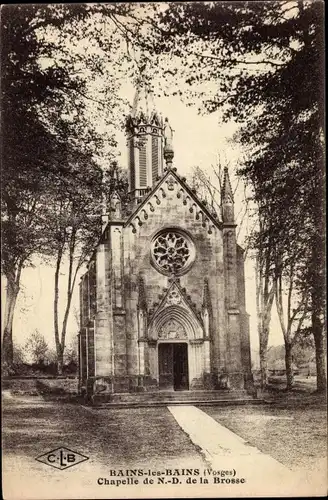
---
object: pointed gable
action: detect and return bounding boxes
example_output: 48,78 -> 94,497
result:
125,169 -> 222,235
147,279 -> 205,341
149,279 -> 203,328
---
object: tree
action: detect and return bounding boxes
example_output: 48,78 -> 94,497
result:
190,164 -> 222,215
153,1 -> 325,391
46,155 -> 102,374
274,229 -> 312,389
12,344 -> 26,367
1,5 -> 78,369
1,3 -> 152,370
292,330 -> 315,370
64,338 -> 78,366
25,329 -> 49,364
47,159 -> 127,374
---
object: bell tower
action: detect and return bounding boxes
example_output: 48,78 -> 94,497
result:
125,84 -> 165,203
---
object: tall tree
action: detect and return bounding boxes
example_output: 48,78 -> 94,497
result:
45,154 -> 102,374
46,159 -> 128,374
1,5 -> 81,369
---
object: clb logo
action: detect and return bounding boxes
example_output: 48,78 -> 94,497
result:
36,447 -> 89,470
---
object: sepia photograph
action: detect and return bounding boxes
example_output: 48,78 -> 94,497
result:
1,1 -> 326,498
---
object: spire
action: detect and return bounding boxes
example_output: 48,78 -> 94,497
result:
131,75 -> 155,119
221,166 -> 235,223
163,117 -> 174,169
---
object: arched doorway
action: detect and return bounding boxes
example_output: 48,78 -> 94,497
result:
148,304 -> 205,391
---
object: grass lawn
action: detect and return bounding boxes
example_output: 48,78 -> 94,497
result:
3,394 -> 207,499
203,391 -> 327,472
2,394 -> 205,470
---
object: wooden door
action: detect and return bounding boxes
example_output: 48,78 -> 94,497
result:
158,343 -> 174,390
173,343 -> 189,390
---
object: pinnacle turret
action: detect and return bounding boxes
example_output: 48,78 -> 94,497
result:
221,167 -> 235,224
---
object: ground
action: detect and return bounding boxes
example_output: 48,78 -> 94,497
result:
204,392 -> 327,473
2,383 -> 327,499
2,395 -> 204,470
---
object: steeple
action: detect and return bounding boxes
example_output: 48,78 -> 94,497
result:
126,81 -> 165,203
221,166 -> 235,224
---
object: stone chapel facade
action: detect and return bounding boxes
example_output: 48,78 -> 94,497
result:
78,100 -> 253,402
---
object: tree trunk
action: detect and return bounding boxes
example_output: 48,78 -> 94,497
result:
275,275 -> 295,391
310,217 -> 326,392
54,247 -> 63,375
310,151 -> 326,392
259,338 -> 268,389
312,311 -> 326,393
2,270 -> 21,370
255,230 -> 276,390
285,342 -> 294,391
57,347 -> 64,376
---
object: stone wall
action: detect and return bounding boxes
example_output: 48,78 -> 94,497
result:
123,175 -> 226,387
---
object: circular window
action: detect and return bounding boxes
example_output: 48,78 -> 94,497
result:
150,229 -> 195,276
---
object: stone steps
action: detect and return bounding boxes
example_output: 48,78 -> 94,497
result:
90,389 -> 261,408
110,389 -> 247,402
92,398 -> 261,409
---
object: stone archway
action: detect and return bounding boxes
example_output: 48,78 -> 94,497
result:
148,305 -> 205,390
150,305 -> 203,341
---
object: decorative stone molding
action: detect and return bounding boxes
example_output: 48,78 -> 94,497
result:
125,170 -> 221,236
148,201 -> 155,212
150,228 -> 195,277
154,194 -> 161,205
189,339 -> 205,345
158,319 -> 187,340
135,215 -> 143,227
141,209 -> 148,220
159,187 -> 166,198
166,289 -> 181,305
149,281 -> 203,330
166,177 -> 176,191
149,300 -> 204,341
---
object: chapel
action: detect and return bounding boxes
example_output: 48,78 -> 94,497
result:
78,92 -> 253,402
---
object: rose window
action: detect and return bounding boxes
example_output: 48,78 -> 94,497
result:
151,229 -> 195,276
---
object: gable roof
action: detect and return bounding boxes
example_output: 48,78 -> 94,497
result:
124,168 -> 223,233
148,278 -> 203,326
147,279 -> 205,340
